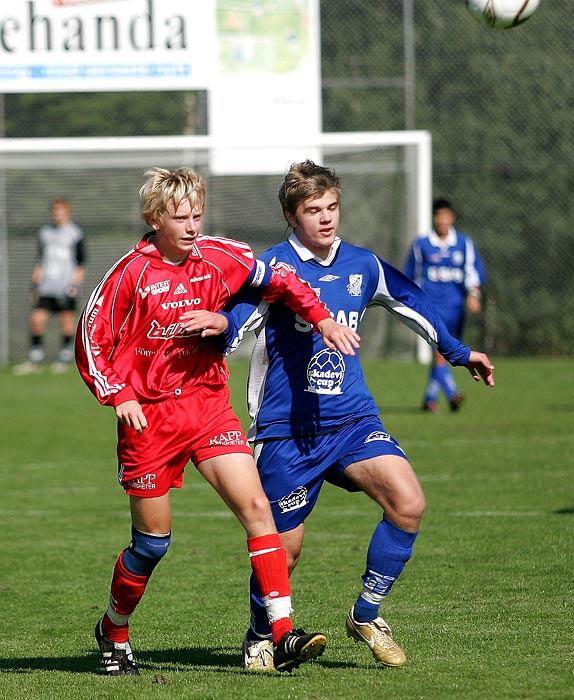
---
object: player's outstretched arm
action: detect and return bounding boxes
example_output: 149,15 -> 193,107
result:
465,350 -> 495,387
317,317 -> 361,356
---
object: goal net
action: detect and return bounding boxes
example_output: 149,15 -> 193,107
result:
0,131 -> 431,365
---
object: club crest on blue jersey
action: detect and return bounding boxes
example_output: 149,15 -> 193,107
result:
306,349 -> 345,394
365,431 -> 406,455
347,274 -> 362,296
365,431 -> 393,443
278,486 -> 308,513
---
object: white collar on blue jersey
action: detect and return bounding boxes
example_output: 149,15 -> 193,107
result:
428,226 -> 457,248
288,232 -> 342,265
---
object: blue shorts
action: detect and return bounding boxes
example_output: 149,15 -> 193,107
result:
254,416 -> 407,533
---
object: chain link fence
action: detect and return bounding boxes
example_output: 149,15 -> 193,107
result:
1,0 -> 572,363
320,1 -> 574,357
1,135 -> 427,363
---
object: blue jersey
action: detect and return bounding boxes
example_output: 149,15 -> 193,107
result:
404,227 -> 485,334
224,234 -> 472,442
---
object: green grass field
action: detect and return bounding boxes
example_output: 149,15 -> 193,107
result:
1,358 -> 572,700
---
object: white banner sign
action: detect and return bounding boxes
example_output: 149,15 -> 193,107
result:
209,0 -> 321,174
0,0 -> 216,92
0,0 -> 321,175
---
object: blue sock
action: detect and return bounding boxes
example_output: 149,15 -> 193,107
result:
248,573 -> 272,639
434,364 -> 458,401
424,367 -> 441,403
354,519 -> 418,623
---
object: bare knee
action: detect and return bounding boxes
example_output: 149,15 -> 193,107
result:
389,490 -> 426,531
30,309 -> 48,334
286,547 -> 301,574
406,489 -> 426,525
59,311 -> 77,336
241,492 -> 276,534
279,525 -> 304,575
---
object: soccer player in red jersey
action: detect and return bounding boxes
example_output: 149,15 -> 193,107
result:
75,167 -> 360,675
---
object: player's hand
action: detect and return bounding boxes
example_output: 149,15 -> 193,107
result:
466,350 -> 495,387
179,310 -> 229,337
466,295 -> 482,314
317,317 -> 360,356
116,400 -> 148,434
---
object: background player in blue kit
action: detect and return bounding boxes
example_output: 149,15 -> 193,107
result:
219,161 -> 495,670
404,199 -> 486,413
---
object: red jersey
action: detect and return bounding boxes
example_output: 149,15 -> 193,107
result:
75,232 -> 330,407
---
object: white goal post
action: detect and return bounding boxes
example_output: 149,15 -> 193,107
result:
0,130 -> 432,366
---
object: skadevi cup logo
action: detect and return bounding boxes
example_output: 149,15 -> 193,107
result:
306,349 -> 345,395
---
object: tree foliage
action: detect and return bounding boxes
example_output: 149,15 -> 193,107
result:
2,0 -> 572,355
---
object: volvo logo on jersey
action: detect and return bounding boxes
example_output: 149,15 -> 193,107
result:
305,349 -> 345,394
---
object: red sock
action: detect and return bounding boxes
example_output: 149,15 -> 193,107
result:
103,551 -> 149,643
248,533 -> 293,644
102,614 -> 129,644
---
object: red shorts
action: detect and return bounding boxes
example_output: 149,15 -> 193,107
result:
116,384 -> 251,497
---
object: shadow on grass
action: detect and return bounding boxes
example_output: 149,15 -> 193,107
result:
0,647 -> 237,675
141,648 -> 359,672
0,646 -> 362,675
0,655 -> 98,674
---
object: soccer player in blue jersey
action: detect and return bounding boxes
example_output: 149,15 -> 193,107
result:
404,198 -> 486,413
197,161 -> 494,670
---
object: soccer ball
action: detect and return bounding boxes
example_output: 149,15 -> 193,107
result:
466,0 -> 540,30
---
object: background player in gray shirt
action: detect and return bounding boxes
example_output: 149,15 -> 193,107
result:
14,198 -> 85,374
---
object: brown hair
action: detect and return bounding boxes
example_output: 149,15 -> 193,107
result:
278,160 -> 341,222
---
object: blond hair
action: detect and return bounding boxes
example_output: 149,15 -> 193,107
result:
139,167 -> 206,226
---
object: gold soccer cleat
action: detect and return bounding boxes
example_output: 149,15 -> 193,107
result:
243,635 -> 275,671
346,606 -> 406,667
